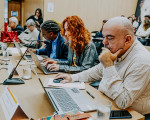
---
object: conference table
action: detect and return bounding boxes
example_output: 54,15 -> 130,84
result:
0,51 -> 145,120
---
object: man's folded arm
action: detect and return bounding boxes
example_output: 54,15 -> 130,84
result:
71,63 -> 103,82
99,64 -> 150,109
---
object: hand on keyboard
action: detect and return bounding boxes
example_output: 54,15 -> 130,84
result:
47,64 -> 59,71
43,58 -> 57,67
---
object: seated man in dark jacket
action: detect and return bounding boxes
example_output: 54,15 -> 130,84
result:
9,17 -> 24,35
29,20 -> 68,60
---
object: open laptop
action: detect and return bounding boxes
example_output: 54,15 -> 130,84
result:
14,41 -> 32,60
31,62 -> 97,115
45,87 -> 97,114
30,51 -> 59,74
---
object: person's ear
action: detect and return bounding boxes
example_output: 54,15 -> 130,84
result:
125,35 -> 132,44
49,32 -> 53,37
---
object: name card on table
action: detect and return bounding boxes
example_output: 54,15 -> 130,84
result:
0,86 -> 29,120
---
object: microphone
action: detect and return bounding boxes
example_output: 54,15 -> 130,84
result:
3,40 -> 36,85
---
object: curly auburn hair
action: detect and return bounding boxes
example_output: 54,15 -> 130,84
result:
61,15 -> 91,56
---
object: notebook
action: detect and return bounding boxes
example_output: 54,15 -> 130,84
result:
30,51 -> 59,74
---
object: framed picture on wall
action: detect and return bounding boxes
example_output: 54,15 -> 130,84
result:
11,11 -> 18,17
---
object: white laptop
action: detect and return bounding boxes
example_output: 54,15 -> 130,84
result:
14,41 -> 32,60
30,51 -> 59,74
45,87 -> 97,114
14,41 -> 43,61
31,60 -> 97,115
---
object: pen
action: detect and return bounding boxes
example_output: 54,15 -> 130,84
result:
86,90 -> 95,99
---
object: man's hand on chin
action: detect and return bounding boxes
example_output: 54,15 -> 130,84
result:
99,48 -> 122,68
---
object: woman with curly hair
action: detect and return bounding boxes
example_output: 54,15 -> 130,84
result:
43,15 -> 99,73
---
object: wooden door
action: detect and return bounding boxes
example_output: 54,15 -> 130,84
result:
8,0 -> 22,25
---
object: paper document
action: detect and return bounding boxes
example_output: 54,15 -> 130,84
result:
0,87 -> 19,120
0,86 -> 29,120
48,78 -> 85,90
47,2 -> 54,12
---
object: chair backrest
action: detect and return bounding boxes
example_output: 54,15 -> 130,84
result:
91,31 -> 99,38
92,38 -> 104,54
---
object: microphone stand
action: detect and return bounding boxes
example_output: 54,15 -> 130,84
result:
3,40 -> 35,85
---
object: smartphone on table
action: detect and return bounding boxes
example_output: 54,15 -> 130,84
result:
110,110 -> 132,119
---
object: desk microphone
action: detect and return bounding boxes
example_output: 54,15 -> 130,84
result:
3,40 -> 36,85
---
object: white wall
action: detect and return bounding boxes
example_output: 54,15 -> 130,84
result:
44,0 -> 138,32
0,0 -> 138,32
0,0 -> 5,31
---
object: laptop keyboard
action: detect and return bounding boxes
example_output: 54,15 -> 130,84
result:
42,65 -> 51,73
41,65 -> 58,74
50,89 -> 81,112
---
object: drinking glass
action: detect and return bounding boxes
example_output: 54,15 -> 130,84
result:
2,43 -> 7,55
2,50 -> 10,65
97,100 -> 112,120
22,63 -> 32,80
